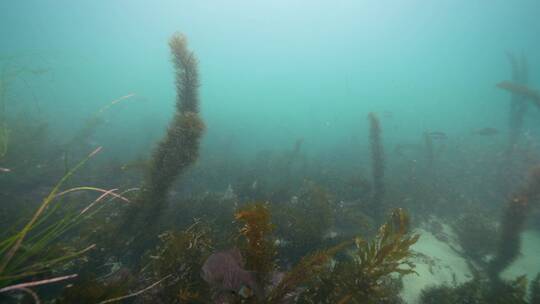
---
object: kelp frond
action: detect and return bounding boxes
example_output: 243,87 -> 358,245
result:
267,242 -> 350,303
355,208 -> 419,278
327,208 -> 419,303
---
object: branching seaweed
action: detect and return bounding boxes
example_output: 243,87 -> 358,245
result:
272,182 -> 335,261
298,209 -> 418,303
337,208 -> 418,302
235,203 -> 276,284
143,221 -> 213,303
267,242 -> 349,303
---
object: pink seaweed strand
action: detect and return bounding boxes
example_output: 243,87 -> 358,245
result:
80,188 -> 119,215
0,274 -> 78,293
55,186 -> 130,203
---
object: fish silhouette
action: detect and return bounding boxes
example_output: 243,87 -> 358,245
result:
474,127 -> 499,136
426,131 -> 448,140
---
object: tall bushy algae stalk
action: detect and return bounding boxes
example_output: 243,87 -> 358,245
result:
489,166 -> 540,280
368,112 -> 385,222
122,33 -> 205,251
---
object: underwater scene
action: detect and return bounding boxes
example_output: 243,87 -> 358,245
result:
1,1 -> 540,303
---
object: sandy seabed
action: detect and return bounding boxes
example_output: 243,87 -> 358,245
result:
400,222 -> 540,304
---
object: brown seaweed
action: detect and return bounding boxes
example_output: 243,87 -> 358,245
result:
368,112 -> 386,222
489,166 -> 540,279
121,33 -> 205,256
235,203 -> 277,284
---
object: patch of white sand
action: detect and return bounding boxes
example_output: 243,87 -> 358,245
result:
400,227 -> 471,304
400,227 -> 540,304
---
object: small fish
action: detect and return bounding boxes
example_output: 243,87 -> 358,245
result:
29,68 -> 51,75
0,167 -> 11,173
474,127 -> 499,136
426,131 -> 448,140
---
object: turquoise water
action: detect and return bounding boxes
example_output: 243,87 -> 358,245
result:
2,1 -> 539,159
1,1 -> 540,303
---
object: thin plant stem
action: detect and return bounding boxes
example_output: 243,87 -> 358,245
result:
0,147 -> 102,274
98,274 -> 172,304
0,274 -> 77,293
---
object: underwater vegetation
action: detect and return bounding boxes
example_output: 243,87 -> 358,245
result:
218,207 -> 417,303
496,52 -> 533,199
497,81 -> 540,108
419,166 -> 540,304
489,166 -> 540,280
235,203 -> 277,285
368,112 -> 386,223
0,60 -> 49,166
0,147 -> 130,302
452,213 -> 498,265
0,68 -> 12,163
423,132 -> 434,171
506,53 -> 529,149
531,274 -> 540,304
271,181 -> 336,262
296,208 -> 418,304
122,33 -> 205,255
0,122 -> 8,160
419,275 -> 531,304
1,15 -> 540,303
144,222 -> 213,303
100,199 -> 416,303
